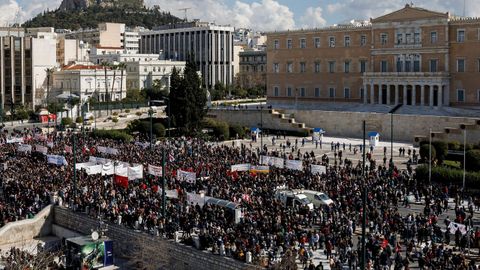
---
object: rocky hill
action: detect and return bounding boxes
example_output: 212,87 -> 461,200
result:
23,3 -> 180,30
59,0 -> 144,11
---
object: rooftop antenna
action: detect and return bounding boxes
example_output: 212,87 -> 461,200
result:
178,8 -> 191,21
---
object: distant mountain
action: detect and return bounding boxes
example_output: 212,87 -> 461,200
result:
23,3 -> 180,30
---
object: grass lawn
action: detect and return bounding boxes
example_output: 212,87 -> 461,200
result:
443,160 -> 461,169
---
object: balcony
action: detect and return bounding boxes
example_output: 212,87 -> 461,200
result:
364,72 -> 449,78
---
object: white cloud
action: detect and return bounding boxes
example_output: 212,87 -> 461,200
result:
299,6 -> 327,29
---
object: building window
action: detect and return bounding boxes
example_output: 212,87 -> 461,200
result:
329,88 -> 335,98
360,60 -> 367,73
414,32 -> 420,44
300,38 -> 306,48
344,88 -> 350,99
300,87 -> 306,97
344,61 -> 350,73
360,88 -> 365,99
457,89 -> 465,102
300,62 -> 306,73
273,63 -> 279,73
344,36 -> 350,47
287,62 -> 293,73
397,33 -> 403,44
381,60 -> 388,72
274,86 -> 279,96
274,39 -> 279,49
315,87 -> 320,97
314,37 -> 321,48
430,32 -> 437,44
314,62 -> 321,73
413,60 -> 420,72
287,39 -> 292,49
430,59 -> 438,72
405,33 -> 411,44
405,60 -> 411,72
380,33 -> 388,45
360,35 -> 367,46
328,61 -> 335,73
329,37 -> 335,48
396,58 -> 403,72
457,30 -> 465,42
457,59 -> 465,72
287,87 -> 292,97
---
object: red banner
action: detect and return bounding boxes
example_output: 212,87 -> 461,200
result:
114,174 -> 128,188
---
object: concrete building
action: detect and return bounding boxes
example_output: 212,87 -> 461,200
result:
237,49 -> 267,89
0,31 -> 57,110
125,59 -> 185,91
140,21 -> 235,89
64,23 -> 140,54
266,4 -> 480,109
56,38 -> 90,66
52,63 -> 126,104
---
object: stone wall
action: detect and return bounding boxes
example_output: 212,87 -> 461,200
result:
209,109 -> 480,143
53,207 -> 259,270
0,205 -> 52,246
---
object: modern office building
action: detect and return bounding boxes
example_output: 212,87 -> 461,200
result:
266,4 -> 480,108
139,21 -> 234,89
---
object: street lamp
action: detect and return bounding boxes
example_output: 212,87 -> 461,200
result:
429,129 -> 433,184
361,120 -> 367,270
460,124 -> 467,192
148,108 -> 154,150
388,104 -> 403,168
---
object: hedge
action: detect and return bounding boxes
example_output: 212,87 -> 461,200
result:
92,129 -> 133,142
419,144 -> 436,161
127,119 -> 165,137
415,165 -> 480,188
203,119 -> 230,140
466,150 -> 480,171
229,125 -> 246,139
61,117 -> 73,126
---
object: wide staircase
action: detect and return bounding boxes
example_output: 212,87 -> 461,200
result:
268,109 -> 312,134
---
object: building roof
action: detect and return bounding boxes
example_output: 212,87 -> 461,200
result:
62,64 -> 107,70
371,4 -> 448,23
96,46 -> 123,50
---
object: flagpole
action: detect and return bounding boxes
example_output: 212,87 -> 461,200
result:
73,133 -> 77,210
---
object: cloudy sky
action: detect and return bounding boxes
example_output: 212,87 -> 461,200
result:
1,0 -> 479,31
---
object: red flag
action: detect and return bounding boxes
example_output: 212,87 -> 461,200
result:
82,146 -> 89,154
114,175 -> 128,188
152,185 -> 159,193
90,147 -> 96,155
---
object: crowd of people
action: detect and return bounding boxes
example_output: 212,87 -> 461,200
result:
0,126 -> 479,269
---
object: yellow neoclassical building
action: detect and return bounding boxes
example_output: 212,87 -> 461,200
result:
266,4 -> 480,109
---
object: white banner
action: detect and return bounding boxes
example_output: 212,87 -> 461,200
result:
285,159 -> 303,171
260,155 -> 274,166
148,164 -> 163,177
18,144 -> 32,153
101,162 -> 115,175
6,137 -> 24,144
35,145 -> 48,155
135,141 -> 150,149
34,134 -> 46,141
448,222 -> 467,235
86,164 -> 103,175
75,162 -> 96,170
97,146 -> 119,155
115,165 -> 128,177
128,164 -> 144,180
273,157 -> 285,169
311,165 -> 327,175
177,169 -> 196,183
47,155 -> 68,166
88,156 -> 112,165
231,163 -> 251,172
186,192 -> 205,207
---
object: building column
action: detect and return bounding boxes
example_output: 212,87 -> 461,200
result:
363,83 -> 368,104
370,84 -> 375,104
378,84 -> 383,104
403,84 -> 408,105
420,84 -> 425,106
437,84 -> 443,107
394,84 -> 399,105
444,84 -> 450,107
412,85 -> 416,106
386,84 -> 391,105
429,85 -> 434,107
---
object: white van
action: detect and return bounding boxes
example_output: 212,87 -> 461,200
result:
300,190 -> 334,207
275,189 -> 314,211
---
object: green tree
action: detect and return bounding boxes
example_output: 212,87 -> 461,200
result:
420,144 -> 436,162
466,149 -> 480,171
432,141 -> 448,164
211,82 -> 227,101
125,89 -> 146,102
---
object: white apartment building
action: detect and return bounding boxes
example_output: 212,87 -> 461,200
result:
89,51 -> 160,65
126,59 -> 186,92
140,21 -> 234,89
52,63 -> 127,107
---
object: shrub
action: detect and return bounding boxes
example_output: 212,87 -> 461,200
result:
136,112 -> 142,116
92,129 -> 133,142
432,141 -> 448,163
89,116 -> 94,121
203,119 -> 229,140
112,112 -> 119,116
415,165 -> 480,188
419,144 -> 436,162
448,141 -> 461,151
112,117 -> 118,123
125,109 -> 131,113
127,119 -> 149,134
75,116 -> 83,124
153,123 -> 166,137
466,150 -> 480,171
229,125 -> 246,139
61,117 -> 73,126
